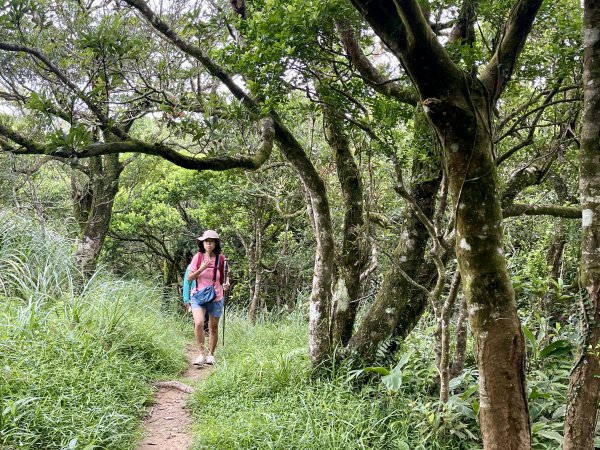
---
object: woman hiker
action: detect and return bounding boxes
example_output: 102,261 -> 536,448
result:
187,230 -> 230,366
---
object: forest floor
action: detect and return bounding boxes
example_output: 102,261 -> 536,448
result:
137,345 -> 212,450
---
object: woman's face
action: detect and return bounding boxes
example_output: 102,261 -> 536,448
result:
203,238 -> 216,254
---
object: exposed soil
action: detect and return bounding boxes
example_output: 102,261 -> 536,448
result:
137,345 -> 213,450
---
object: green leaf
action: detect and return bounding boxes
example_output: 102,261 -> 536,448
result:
536,430 -> 563,444
539,339 -> 572,359
394,350 -> 413,371
460,383 -> 479,401
522,325 -> 537,355
395,440 -> 410,450
528,385 -> 550,400
362,366 -> 390,376
382,371 -> 403,391
552,405 -> 566,420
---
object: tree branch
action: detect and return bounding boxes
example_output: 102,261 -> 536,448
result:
479,0 -> 544,104
0,117 -> 275,171
0,41 -> 128,140
335,20 -> 417,106
122,0 -> 260,115
503,203 -> 580,219
349,0 -> 464,100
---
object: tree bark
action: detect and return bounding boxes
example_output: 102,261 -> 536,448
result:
348,1 -> 543,447
72,154 -> 122,275
563,2 -> 600,448
322,98 -> 365,347
450,295 -> 469,379
427,81 -> 531,450
248,199 -> 263,323
348,175 -> 439,357
435,269 -> 461,404
348,117 -> 440,358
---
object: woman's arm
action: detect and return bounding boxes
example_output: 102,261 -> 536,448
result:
187,253 -> 210,281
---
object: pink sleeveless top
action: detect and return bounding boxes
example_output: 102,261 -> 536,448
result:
187,252 -> 224,301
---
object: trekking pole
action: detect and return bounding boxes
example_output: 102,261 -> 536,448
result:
222,259 -> 229,346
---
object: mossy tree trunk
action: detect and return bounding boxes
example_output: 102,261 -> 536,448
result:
426,70 -> 531,450
248,197 -> 265,323
563,2 -> 600,448
275,124 -> 335,364
349,0 -> 543,447
322,98 -> 365,347
348,168 -> 440,357
72,154 -> 122,276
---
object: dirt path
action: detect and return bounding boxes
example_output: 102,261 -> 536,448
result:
137,346 -> 213,450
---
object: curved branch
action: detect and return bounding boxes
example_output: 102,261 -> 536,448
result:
349,0 -> 463,99
0,117 -> 275,171
122,0 -> 259,115
479,0 -> 544,104
503,203 -> 580,219
335,20 -> 417,106
0,41 -> 128,140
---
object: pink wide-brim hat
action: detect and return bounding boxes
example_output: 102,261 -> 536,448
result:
197,230 -> 220,241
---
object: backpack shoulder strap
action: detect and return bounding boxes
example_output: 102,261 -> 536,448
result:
219,254 -> 226,284
211,252 -> 220,283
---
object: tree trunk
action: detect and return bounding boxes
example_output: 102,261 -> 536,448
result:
396,50 -> 531,443
346,1 -> 544,444
247,199 -> 263,323
286,276 -> 298,313
248,268 -> 261,322
427,85 -> 530,449
450,295 -> 469,379
348,155 -> 440,358
248,229 -> 262,323
322,99 -> 365,347
72,154 -> 122,275
275,123 -> 335,365
436,269 -> 461,404
541,225 -> 566,315
273,270 -> 282,312
563,2 -> 600,448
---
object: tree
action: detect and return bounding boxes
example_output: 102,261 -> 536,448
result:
347,0 -> 544,447
0,9 -> 587,447
0,1 -> 275,274
563,1 -> 600,448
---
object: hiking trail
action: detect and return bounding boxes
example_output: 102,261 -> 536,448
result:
137,345 -> 213,449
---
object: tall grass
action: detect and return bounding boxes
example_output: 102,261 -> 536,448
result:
190,309 -> 479,450
0,211 -> 188,449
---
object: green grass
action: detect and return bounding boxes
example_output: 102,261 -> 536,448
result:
189,310 -> 480,450
1,211 -> 583,449
0,212 -> 189,449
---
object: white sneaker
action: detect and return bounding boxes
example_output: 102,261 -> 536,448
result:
205,355 -> 215,365
192,354 -> 205,366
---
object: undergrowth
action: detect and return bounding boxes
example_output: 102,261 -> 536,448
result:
0,212 -> 188,449
191,305 -> 590,450
189,310 -> 479,450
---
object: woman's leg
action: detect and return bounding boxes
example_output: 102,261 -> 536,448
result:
204,300 -> 223,364
191,306 -> 206,357
208,315 -> 219,357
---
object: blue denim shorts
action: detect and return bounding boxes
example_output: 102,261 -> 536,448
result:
190,296 -> 224,318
